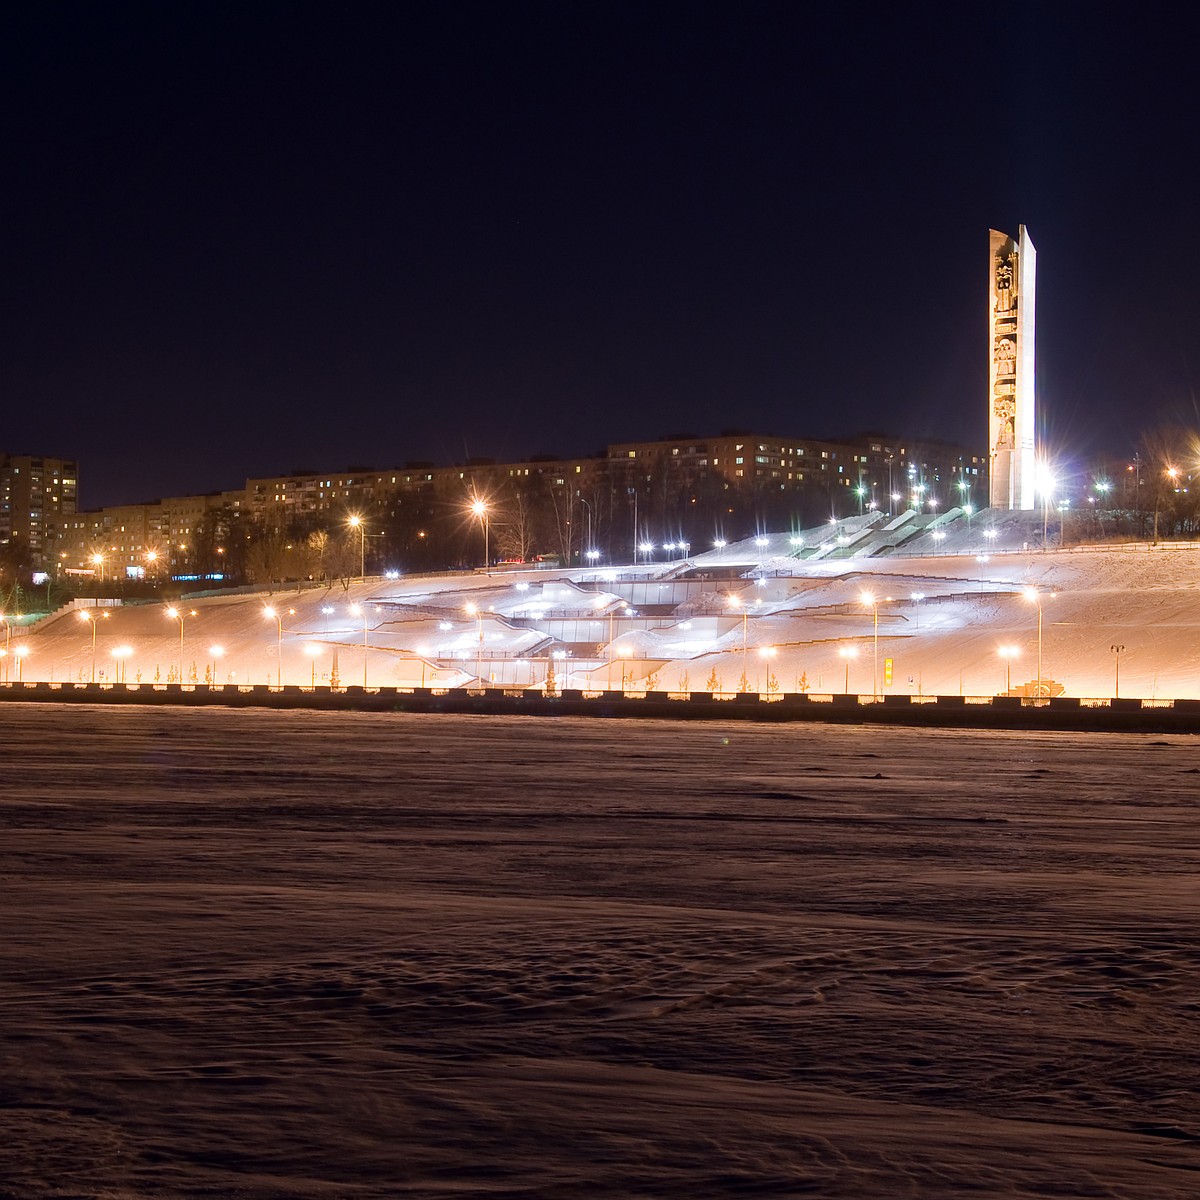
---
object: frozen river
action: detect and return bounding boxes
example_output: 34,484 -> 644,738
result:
3,705 -> 1200,1197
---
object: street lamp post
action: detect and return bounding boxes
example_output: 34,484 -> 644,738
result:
209,644 -> 225,685
110,646 -> 132,683
14,645 -> 29,682
1111,644 -> 1125,698
348,604 -> 373,687
1022,588 -> 1051,697
861,592 -> 880,698
839,644 -> 858,694
304,643 -> 321,687
262,606 -> 294,688
998,645 -> 1020,694
347,515 -> 367,580
616,644 -> 631,692
605,601 -> 628,689
578,497 -> 594,566
757,645 -> 777,693
469,500 -> 490,572
727,595 -> 749,690
1036,463 -> 1056,550
909,591 -> 925,630
465,602 -> 484,685
165,606 -> 197,683
78,608 -> 110,683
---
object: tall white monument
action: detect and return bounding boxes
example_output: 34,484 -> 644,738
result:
988,225 -> 1036,510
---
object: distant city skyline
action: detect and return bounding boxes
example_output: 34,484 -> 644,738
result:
5,6 -> 1200,510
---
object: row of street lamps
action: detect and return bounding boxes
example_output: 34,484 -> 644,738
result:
1,613 -> 32,681
8,575 -> 1078,696
726,585 -> 1056,698
63,600 -> 382,688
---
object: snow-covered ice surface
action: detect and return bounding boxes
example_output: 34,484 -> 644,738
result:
4,704 -> 1200,1197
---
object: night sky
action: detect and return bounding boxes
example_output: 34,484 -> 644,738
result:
5,3 -> 1199,508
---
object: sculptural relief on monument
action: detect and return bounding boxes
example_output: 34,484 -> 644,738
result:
988,226 -> 1036,510
994,337 -> 1016,378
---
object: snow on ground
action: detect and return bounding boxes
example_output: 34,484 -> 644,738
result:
3,705 -> 1200,1197
10,537 -> 1200,697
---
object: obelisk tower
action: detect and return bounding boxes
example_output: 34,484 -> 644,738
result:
988,225 -> 1036,510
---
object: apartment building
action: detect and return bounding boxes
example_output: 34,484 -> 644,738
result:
607,432 -> 986,500
0,453 -> 79,569
54,489 -> 246,578
53,429 -> 986,576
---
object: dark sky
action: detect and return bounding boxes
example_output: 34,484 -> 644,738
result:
5,2 -> 1199,508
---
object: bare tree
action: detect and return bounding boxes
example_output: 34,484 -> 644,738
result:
328,530 -> 360,592
545,484 -> 575,565
306,530 -> 331,582
245,527 -> 291,592
493,489 -> 539,562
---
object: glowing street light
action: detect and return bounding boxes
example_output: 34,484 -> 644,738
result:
1022,588 -> 1053,696
757,645 -> 777,692
13,644 -> 29,682
303,643 -> 322,687
464,602 -> 484,685
727,594 -> 750,687
997,645 -> 1020,694
605,601 -> 628,689
839,644 -> 858,695
349,603 -> 376,687
347,515 -> 367,580
165,606 -> 198,684
110,645 -> 132,683
0,611 -> 17,681
712,539 -> 726,551
78,608 -> 111,683
1110,643 -> 1126,698
860,591 -> 880,698
469,499 -> 489,572
262,605 -> 294,687
910,592 -> 925,630
209,644 -> 225,685
1036,461 -> 1057,547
